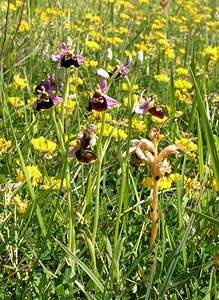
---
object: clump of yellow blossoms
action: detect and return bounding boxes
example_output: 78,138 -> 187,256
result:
176,68 -> 189,75
18,20 -> 30,32
31,136 -> 56,155
13,194 -> 28,213
142,176 -> 173,190
85,41 -> 100,51
41,177 -> 67,191
84,60 -> 98,68
0,138 -> 12,154
96,123 -> 128,139
174,79 -> 193,105
56,99 -> 76,116
8,96 -> 25,108
11,74 -> 27,90
17,166 -> 42,186
175,138 -> 197,159
154,74 -> 170,83
174,79 -> 192,90
184,177 -> 201,199
202,46 -> 219,64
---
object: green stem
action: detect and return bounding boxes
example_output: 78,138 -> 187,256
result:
52,71 -> 75,270
61,69 -> 70,131
92,113 -> 105,246
113,76 -> 133,249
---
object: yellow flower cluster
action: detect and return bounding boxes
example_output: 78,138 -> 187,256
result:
96,123 -> 127,139
11,74 -> 27,90
17,166 -> 42,186
176,68 -> 189,75
154,74 -> 170,83
174,79 -> 192,90
85,41 -> 100,51
142,173 -> 182,190
142,176 -> 172,190
13,194 -> 28,213
31,136 -> 57,154
41,177 -> 67,191
85,13 -> 102,24
56,99 -> 76,115
0,138 -> 12,154
88,111 -> 112,123
175,138 -> 197,159
202,46 -> 219,64
84,60 -> 99,68
132,119 -> 146,133
184,177 -> 201,199
18,20 -> 30,32
8,96 -> 25,108
122,83 -> 139,92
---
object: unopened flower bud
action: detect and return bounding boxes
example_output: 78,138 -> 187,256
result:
105,48 -> 113,61
136,50 -> 144,63
97,68 -> 109,80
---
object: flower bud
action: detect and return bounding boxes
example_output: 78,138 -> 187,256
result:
105,48 -> 113,61
136,50 -> 144,63
97,68 -> 109,80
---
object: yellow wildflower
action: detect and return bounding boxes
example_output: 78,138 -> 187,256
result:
119,13 -> 130,20
175,138 -> 197,159
174,79 -> 192,90
18,20 -> 30,32
12,74 -> 27,90
16,166 -> 42,185
176,68 -> 189,75
164,47 -> 175,59
132,119 -> 146,133
159,176 -> 172,190
84,60 -> 98,68
8,96 -> 25,108
202,46 -> 219,63
0,138 -> 12,154
56,99 -> 76,115
15,0 -> 23,7
169,173 -> 181,183
31,136 -> 56,154
69,75 -> 83,86
142,176 -> 172,190
41,177 -> 67,191
122,83 -> 138,91
179,25 -> 188,32
13,194 -> 28,213
154,74 -> 170,83
1,1 -> 16,10
85,41 -> 100,51
142,177 -> 153,188
184,177 -> 201,199
175,90 -> 192,105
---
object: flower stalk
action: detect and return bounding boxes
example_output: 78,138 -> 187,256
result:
129,128 -> 182,250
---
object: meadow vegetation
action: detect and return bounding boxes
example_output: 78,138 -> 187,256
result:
0,0 -> 219,299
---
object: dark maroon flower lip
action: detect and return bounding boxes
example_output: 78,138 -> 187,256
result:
87,92 -> 108,112
35,96 -> 54,111
61,56 -> 80,68
148,106 -> 165,119
75,149 -> 97,164
52,43 -> 84,68
34,76 -> 63,111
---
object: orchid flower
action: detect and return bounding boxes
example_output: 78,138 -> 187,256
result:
34,76 -> 63,111
68,125 -> 97,163
87,70 -> 117,112
135,90 -> 164,119
52,43 -> 84,68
